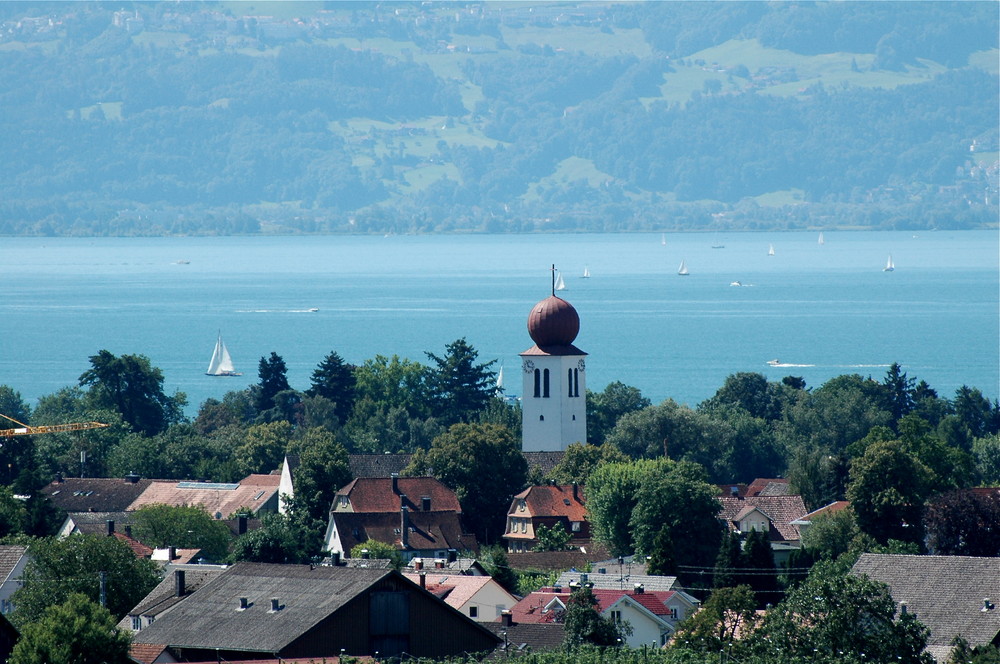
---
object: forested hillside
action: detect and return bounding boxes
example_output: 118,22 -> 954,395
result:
0,1 -> 996,235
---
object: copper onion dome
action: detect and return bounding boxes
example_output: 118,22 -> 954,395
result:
527,295 -> 580,347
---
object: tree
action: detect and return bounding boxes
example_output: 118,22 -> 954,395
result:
799,506 -> 861,562
533,522 -> 572,551
350,538 -> 403,570
747,561 -> 934,664
353,354 -> 432,419
739,528 -> 778,607
425,338 -> 496,425
255,352 -> 291,414
478,545 -> 518,595
847,438 -> 934,544
9,593 -> 131,664
78,350 -> 185,436
234,420 -> 292,476
548,441 -> 628,485
883,362 -> 916,428
131,504 -> 232,561
0,485 -> 27,538
585,459 -> 666,556
563,585 -> 627,647
924,490 -> 1000,556
701,372 -> 778,420
713,529 -> 742,589
285,427 -> 352,523
673,585 -> 758,655
12,534 -> 160,626
587,381 -> 651,445
307,351 -> 357,422
645,525 -> 679,577
405,422 -> 526,544
230,511 -> 318,564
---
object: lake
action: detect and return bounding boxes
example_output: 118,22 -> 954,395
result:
1,230 -> 997,416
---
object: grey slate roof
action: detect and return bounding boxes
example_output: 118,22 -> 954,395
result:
43,477 -> 152,513
348,454 -> 412,478
132,562 -> 393,653
556,571 -> 682,593
118,564 -> 226,629
483,621 -> 566,656
0,545 -> 28,585
65,511 -> 134,535
851,554 -> 1000,657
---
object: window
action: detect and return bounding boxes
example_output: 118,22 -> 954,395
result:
533,369 -> 541,397
521,519 -> 527,533
469,606 -> 479,618
571,521 -> 581,532
610,610 -> 622,623
131,616 -> 141,631
542,368 -> 550,398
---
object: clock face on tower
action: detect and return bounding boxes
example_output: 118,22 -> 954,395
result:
522,359 -> 535,373
577,359 -> 586,372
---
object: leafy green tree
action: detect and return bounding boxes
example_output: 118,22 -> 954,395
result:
9,593 -> 131,664
131,504 -> 232,561
701,372 -> 779,420
230,511 -> 318,564
973,433 -> 1000,484
285,427 -> 352,523
799,507 -> 861,562
307,351 -> 357,422
12,534 -> 159,626
673,585 -> 757,655
405,422 -> 526,544
193,390 -> 255,434
847,438 -> 934,544
585,459 -> 665,556
924,489 -> 1000,556
533,522 -> 572,551
549,441 -> 628,485
563,585 -> 627,647
713,529 -> 742,589
0,485 -> 27,538
78,350 -> 186,436
255,352 -> 291,414
883,362 -> 916,428
783,374 -> 891,456
746,561 -> 933,664
352,354 -> 432,419
478,545 -> 518,595
645,525 -> 679,577
947,636 -> 1000,664
787,445 -> 851,511
234,420 -> 292,476
350,538 -> 403,570
739,528 -> 778,607
425,338 -> 496,425
587,381 -> 651,445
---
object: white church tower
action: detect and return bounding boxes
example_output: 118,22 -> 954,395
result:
521,274 -> 587,452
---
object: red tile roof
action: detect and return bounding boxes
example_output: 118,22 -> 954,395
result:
129,643 -> 168,664
509,587 -> 676,624
746,478 -> 790,497
717,495 -> 808,542
336,476 -> 461,513
127,475 -> 279,518
331,510 -> 477,553
592,588 -> 676,617
114,532 -> 153,558
509,484 -> 586,521
795,500 -> 850,522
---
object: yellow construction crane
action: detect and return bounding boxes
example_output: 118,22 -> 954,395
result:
0,413 -> 109,438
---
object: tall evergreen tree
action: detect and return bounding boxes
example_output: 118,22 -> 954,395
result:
425,338 -> 496,425
256,352 -> 291,413
307,351 -> 357,422
740,528 -> 778,607
713,529 -> 743,589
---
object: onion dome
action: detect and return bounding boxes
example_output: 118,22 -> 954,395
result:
527,296 -> 580,347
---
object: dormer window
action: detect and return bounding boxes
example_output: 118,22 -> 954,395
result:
519,499 -> 526,512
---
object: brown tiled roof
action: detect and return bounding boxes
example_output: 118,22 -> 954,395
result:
0,545 -> 28,584
483,621 -> 566,655
332,511 -> 477,553
509,588 -> 570,624
405,558 -> 488,575
403,574 -> 506,612
507,542 -> 611,572
129,643 -> 168,664
746,478 -> 790,497
717,495 -> 807,542
851,554 -> 1000,654
43,477 -> 152,513
794,500 -> 851,523
337,476 -> 461,513
348,454 -> 413,478
127,475 -> 279,518
510,484 -> 586,521
114,532 -> 153,558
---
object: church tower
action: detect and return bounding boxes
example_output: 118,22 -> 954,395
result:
521,279 -> 587,452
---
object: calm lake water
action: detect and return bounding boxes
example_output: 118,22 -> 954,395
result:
1,230 -> 997,416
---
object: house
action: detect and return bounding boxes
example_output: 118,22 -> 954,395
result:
127,474 -> 280,518
348,453 -> 413,479
405,572 -> 517,622
851,553 -> 1000,663
717,494 -> 808,564
118,565 -> 227,634
790,500 -> 851,539
0,545 -> 29,615
484,611 -> 566,655
556,571 -> 686,594
323,475 -> 477,561
504,483 -> 588,553
130,562 -> 500,660
43,475 -> 151,515
508,583 -> 698,648
404,556 -> 488,576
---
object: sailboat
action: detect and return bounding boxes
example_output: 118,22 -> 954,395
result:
206,333 -> 242,376
554,272 -> 567,291
883,255 -> 895,272
678,259 -> 690,276
768,243 -> 775,256
582,266 -> 591,278
661,233 -> 667,246
495,364 -> 505,396
818,232 -> 825,245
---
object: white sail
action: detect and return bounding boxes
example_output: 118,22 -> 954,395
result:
495,364 -> 504,395
206,333 -> 240,376
818,232 -> 825,245
582,266 -> 591,278
678,259 -> 689,276
554,272 -> 567,290
768,243 -> 775,256
661,233 -> 666,246
884,255 -> 895,272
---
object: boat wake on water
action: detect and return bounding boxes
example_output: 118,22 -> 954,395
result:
767,360 -> 892,369
766,359 -> 815,368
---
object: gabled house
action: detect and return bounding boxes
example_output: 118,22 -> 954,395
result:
556,571 -> 686,594
43,475 -> 152,514
0,545 -> 29,616
504,483 -> 588,553
323,475 -> 477,561
130,562 -> 500,660
509,583 -> 698,648
485,611 -> 566,655
717,494 -> 808,563
127,474 -> 280,518
790,500 -> 851,539
118,565 -> 226,634
405,556 -> 488,576
405,572 -> 517,622
852,553 -> 1000,663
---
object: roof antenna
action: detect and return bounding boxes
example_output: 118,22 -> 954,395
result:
551,264 -> 556,296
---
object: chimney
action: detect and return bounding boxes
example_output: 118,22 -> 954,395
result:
55,472 -> 63,483
168,546 -> 176,561
419,573 -> 426,589
238,515 -> 248,535
633,583 -> 644,594
331,552 -> 341,566
401,506 -> 410,549
391,473 -> 399,494
106,520 -> 115,536
174,570 -> 185,597
501,610 -> 513,627
435,559 -> 445,569
448,548 -> 457,563
124,472 -> 140,484
270,598 -> 280,612
422,496 -> 431,511
414,558 -> 423,570
239,597 -> 249,610
572,482 -> 578,501
580,573 -> 589,585
361,549 -> 370,560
